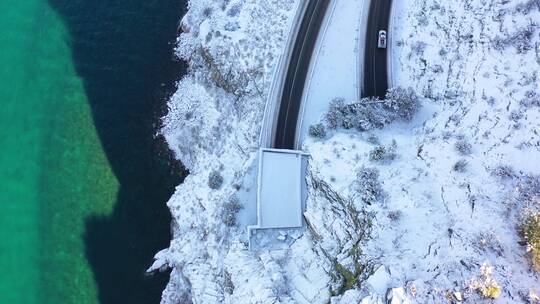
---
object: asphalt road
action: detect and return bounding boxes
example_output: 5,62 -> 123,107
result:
363,0 -> 392,98
273,0 -> 330,149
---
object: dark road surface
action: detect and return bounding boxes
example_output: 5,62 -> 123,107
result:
274,0 -> 330,149
274,0 -> 392,148
364,0 -> 392,98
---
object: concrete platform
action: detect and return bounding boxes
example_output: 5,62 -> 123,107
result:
248,148 -> 308,249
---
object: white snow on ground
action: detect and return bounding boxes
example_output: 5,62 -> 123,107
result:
154,0 -> 303,303
303,0 -> 540,302
298,0 -> 367,144
156,0 -> 540,303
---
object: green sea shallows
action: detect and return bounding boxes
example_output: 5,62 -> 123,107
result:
0,0 -> 118,303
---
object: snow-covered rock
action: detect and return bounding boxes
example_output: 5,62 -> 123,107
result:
386,287 -> 411,304
360,294 -> 385,304
366,266 -> 392,295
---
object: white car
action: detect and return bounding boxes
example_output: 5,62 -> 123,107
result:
378,30 -> 387,49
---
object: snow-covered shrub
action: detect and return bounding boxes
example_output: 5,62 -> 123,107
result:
387,210 -> 402,221
523,212 -> 540,271
511,25 -> 536,53
325,98 -> 352,129
510,110 -> 524,122
366,134 -> 380,145
528,291 -> 540,303
385,87 -> 421,121
431,64 -> 443,74
202,6 -> 213,18
356,166 -> 384,205
470,263 -> 502,299
410,41 -> 427,57
324,98 -> 340,129
324,98 -> 367,130
352,102 -> 390,131
330,244 -> 370,296
453,159 -> 469,172
323,88 -> 421,132
224,21 -> 240,31
476,232 -> 504,256
369,141 -> 397,163
208,170 -> 224,190
493,24 -> 537,53
442,131 -> 453,140
455,139 -> 472,155
514,0 -> 540,15
222,196 -> 243,227
227,3 -> 242,17
223,271 -> 234,294
517,175 -> 540,206
369,146 -> 387,162
492,164 -> 515,179
521,90 -> 540,107
309,123 -> 327,139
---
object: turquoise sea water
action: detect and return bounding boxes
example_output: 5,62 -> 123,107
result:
0,0 -> 186,303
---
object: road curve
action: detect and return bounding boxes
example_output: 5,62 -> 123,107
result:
273,0 -> 330,149
363,0 -> 392,98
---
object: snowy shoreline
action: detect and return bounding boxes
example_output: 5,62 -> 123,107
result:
154,0 -> 540,303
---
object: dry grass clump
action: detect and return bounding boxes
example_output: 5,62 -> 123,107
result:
470,263 -> 502,299
523,212 -> 540,271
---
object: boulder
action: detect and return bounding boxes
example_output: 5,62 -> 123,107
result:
386,287 -> 412,304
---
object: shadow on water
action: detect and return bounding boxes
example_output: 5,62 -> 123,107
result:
46,0 -> 187,302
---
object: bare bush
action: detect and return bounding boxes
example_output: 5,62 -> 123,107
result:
369,141 -> 398,163
453,159 -> 469,172
223,271 -> 234,294
366,134 -> 380,145
309,123 -> 327,139
517,175 -> 540,205
223,196 -> 243,227
387,210 -> 402,221
227,3 -> 242,17
410,41 -> 427,57
492,165 -> 515,179
510,110 -> 524,122
455,139 -> 472,155
202,6 -> 213,18
477,232 -> 504,256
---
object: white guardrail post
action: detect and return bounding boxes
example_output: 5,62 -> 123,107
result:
357,0 -> 371,99
387,0 -> 396,89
